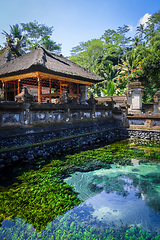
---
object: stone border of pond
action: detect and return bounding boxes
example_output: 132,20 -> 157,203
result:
0,127 -> 128,169
1,122 -> 160,170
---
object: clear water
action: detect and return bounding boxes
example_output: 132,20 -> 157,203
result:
1,162 -> 160,239
64,163 -> 160,231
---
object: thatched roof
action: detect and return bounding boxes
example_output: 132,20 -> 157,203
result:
0,46 -> 22,67
0,46 -> 103,84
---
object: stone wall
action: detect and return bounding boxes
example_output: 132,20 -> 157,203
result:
126,114 -> 160,127
128,129 -> 160,141
0,101 -> 124,128
0,119 -> 127,168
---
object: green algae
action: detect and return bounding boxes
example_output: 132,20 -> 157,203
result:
0,138 -> 160,233
64,139 -> 160,166
0,212 -> 160,240
0,160 -> 82,231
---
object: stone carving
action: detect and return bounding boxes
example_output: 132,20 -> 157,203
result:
15,87 -> 35,102
0,88 -> 4,100
59,92 -> 75,104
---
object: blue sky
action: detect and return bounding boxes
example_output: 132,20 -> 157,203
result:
0,0 -> 159,57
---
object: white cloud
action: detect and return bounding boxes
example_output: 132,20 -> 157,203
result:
138,13 -> 151,27
129,25 -> 136,32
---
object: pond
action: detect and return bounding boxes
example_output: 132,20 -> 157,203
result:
1,139 -> 160,239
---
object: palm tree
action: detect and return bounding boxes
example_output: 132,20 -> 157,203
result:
2,24 -> 25,55
136,24 -> 145,41
131,36 -> 141,47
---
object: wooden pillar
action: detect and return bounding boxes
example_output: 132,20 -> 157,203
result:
18,79 -> 20,94
49,79 -> 51,103
60,81 -> 62,95
38,78 -> 42,103
14,83 -> 16,97
77,83 -> 79,103
5,82 -> 7,100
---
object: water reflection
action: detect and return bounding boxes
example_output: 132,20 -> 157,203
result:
1,163 -> 160,239
65,163 -> 160,230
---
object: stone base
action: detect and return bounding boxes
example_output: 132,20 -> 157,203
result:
128,109 -> 143,114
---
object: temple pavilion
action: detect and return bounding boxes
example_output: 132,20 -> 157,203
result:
0,46 -> 103,103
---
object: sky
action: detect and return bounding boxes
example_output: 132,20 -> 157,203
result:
0,0 -> 159,57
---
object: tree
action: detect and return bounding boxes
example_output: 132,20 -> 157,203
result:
1,21 -> 61,53
70,39 -> 104,72
40,36 -> 61,52
2,24 -> 25,55
136,24 -> 145,41
131,36 -> 141,47
141,34 -> 160,86
21,21 -> 61,52
144,10 -> 160,41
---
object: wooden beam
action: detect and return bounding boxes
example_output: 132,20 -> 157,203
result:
0,71 -> 95,86
38,72 -> 94,86
40,93 -> 62,98
0,72 -> 38,82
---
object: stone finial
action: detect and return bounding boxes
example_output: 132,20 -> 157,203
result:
128,77 -> 144,91
59,92 -> 73,104
154,91 -> 160,103
86,94 -> 98,106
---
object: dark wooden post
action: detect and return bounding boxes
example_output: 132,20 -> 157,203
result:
77,83 -> 79,103
14,83 -> 16,97
49,79 -> 51,103
60,81 -> 62,95
5,82 -> 7,100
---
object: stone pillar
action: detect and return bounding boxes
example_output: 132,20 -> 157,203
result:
80,85 -> 89,104
153,91 -> 160,113
127,79 -> 144,114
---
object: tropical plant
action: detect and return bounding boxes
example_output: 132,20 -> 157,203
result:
2,24 -> 25,55
136,23 -> 145,41
99,80 -> 115,96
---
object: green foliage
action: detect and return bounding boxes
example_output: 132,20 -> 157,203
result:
1,21 -> 61,53
70,11 -> 160,100
70,39 -> 104,72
